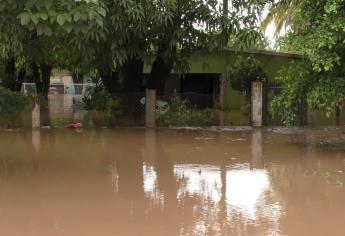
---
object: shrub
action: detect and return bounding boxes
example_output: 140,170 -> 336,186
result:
82,85 -> 122,120
157,94 -> 215,127
269,62 -> 312,126
227,56 -> 267,99
0,87 -> 32,127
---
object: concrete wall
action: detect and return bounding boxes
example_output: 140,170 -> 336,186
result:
144,49 -> 300,112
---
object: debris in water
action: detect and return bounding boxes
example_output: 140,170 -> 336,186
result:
303,169 -> 316,176
193,137 -> 215,140
336,177 -> 343,188
67,122 -> 82,129
231,138 -> 247,142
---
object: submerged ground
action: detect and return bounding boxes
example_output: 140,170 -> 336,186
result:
0,127 -> 345,236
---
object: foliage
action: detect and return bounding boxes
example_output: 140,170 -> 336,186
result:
82,85 -> 121,118
261,0 -> 298,38
227,56 -> 267,98
0,87 -> 32,126
0,0 -> 271,95
270,62 -> 311,125
157,95 -> 215,127
270,60 -> 345,125
16,0 -> 105,36
279,0 -> 345,73
269,0 -> 345,125
227,31 -> 270,50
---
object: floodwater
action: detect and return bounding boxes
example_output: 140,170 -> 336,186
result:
0,127 -> 345,236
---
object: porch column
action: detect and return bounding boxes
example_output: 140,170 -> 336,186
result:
251,81 -> 263,127
145,89 -> 156,128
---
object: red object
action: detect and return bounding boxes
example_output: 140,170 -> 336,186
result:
72,123 -> 82,129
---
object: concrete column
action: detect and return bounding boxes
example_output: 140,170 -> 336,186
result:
252,82 -> 263,127
145,89 -> 156,128
32,97 -> 40,129
219,74 -> 227,110
218,75 -> 227,126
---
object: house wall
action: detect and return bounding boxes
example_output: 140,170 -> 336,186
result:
145,50 -> 301,111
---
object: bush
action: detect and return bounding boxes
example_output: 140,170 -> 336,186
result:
227,56 -> 267,99
157,95 -> 215,127
0,87 -> 32,127
269,62 -> 312,126
83,85 -> 122,118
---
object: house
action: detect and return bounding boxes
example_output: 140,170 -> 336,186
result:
144,48 -> 301,124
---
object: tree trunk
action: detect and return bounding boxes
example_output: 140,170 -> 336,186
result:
3,57 -> 16,91
100,69 -> 120,94
40,64 -> 52,98
100,57 -> 144,94
31,62 -> 41,94
72,73 -> 84,84
16,67 -> 26,92
122,58 -> 144,93
120,58 -> 144,120
222,0 -> 229,47
147,55 -> 173,95
223,0 -> 228,17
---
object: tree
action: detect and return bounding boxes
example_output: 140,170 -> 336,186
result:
270,0 -> 345,125
2,0 -> 269,98
20,0 -> 106,96
261,0 -> 298,38
0,0 -> 27,91
147,0 -> 269,94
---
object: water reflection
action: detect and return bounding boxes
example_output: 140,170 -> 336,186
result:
251,128 -> 264,169
0,128 -> 345,235
139,129 -> 281,235
47,94 -> 87,126
31,130 -> 41,153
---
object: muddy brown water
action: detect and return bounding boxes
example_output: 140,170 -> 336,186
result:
0,127 -> 345,236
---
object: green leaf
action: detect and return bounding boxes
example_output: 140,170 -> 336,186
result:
39,13 -> 48,21
57,14 -> 66,26
74,11 -> 82,22
37,24 -> 52,36
43,24 -> 53,36
25,0 -> 36,8
98,8 -> 106,17
49,16 -> 56,24
48,9 -> 56,17
64,24 -> 73,33
45,0 -> 54,10
31,14 -> 39,25
64,14 -> 72,23
18,12 -> 31,26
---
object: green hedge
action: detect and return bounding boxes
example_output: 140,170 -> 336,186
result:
157,95 -> 216,127
0,87 -> 32,127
